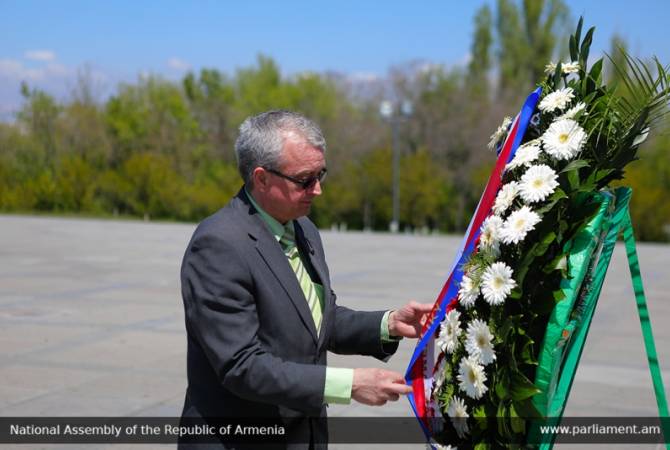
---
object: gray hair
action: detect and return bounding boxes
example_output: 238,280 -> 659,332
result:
234,110 -> 326,186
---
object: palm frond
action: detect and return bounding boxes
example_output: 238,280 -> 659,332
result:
606,50 -> 670,131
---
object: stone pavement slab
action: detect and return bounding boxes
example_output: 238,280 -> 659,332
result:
1,214 -> 668,449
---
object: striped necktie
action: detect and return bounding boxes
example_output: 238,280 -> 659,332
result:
280,224 -> 323,334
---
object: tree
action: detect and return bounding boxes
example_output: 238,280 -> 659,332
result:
17,83 -> 61,168
468,4 -> 494,98
183,68 -> 235,161
399,149 -> 450,230
57,70 -> 112,168
105,76 -> 203,175
495,0 -> 569,93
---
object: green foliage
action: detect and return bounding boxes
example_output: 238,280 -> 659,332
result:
400,149 -> 450,229
53,155 -> 98,211
18,83 -> 61,161
312,163 -> 362,228
0,9 -> 667,245
105,76 -> 203,171
496,0 -> 569,92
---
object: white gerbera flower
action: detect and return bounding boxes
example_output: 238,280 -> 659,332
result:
501,206 -> 541,244
538,87 -> 575,113
478,215 -> 503,256
558,102 -> 587,121
561,61 -> 581,74
465,318 -> 496,365
541,118 -> 587,160
544,62 -> 557,75
480,262 -> 516,305
519,164 -> 559,203
447,396 -> 470,439
457,356 -> 488,400
506,141 -> 541,170
436,310 -> 462,354
544,61 -> 580,75
492,181 -> 519,215
458,272 -> 480,308
488,116 -> 513,150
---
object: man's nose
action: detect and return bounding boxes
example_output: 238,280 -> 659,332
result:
310,179 -> 322,196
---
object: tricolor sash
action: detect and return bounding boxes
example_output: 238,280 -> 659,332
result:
405,87 -> 542,438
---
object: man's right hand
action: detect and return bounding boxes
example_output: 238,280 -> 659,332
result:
351,368 -> 413,406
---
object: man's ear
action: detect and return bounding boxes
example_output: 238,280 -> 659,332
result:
252,167 -> 268,191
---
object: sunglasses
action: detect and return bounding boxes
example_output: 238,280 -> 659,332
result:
264,167 -> 327,190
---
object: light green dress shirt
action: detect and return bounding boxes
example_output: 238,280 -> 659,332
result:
245,188 -> 398,404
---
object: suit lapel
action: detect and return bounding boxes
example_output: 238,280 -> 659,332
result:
234,190 -> 319,345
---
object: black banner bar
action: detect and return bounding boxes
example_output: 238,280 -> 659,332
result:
0,417 -> 667,444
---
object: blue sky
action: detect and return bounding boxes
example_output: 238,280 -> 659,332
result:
1,0 -> 669,118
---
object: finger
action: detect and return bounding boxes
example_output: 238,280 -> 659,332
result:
400,324 -> 420,338
383,371 -> 406,383
387,393 -> 400,402
415,302 -> 434,313
386,383 -> 413,395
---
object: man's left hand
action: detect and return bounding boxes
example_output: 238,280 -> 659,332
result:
388,301 -> 434,338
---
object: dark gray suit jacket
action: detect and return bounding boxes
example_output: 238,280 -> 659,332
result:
179,188 -> 399,448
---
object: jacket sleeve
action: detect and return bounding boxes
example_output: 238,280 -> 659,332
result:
327,295 -> 399,361
181,230 -> 326,415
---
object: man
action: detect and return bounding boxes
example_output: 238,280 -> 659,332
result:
179,110 -> 432,448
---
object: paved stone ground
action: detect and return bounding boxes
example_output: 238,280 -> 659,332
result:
0,214 -> 668,449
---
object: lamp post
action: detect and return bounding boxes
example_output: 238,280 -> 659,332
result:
379,99 -> 413,233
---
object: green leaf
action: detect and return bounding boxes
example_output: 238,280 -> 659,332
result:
569,35 -> 578,62
510,371 -> 542,401
579,27 -> 595,70
535,231 -> 557,256
473,404 -> 487,418
553,290 -> 567,302
512,398 -> 543,419
536,188 -> 567,215
510,402 -> 526,434
543,253 -> 568,275
497,316 -> 514,342
520,337 -> 537,365
508,341 -> 519,372
560,159 -> 590,173
496,377 -> 510,400
497,402 -> 511,437
566,168 -> 580,191
574,16 -> 584,49
589,58 -> 604,85
553,61 -> 563,87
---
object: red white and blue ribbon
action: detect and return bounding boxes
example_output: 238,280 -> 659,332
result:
405,87 -> 542,440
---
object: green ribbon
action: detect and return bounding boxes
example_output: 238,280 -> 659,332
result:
529,187 -> 669,448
